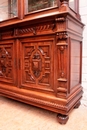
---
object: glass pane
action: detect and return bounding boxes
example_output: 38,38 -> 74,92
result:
27,0 -> 57,13
0,0 -> 17,21
69,0 -> 75,11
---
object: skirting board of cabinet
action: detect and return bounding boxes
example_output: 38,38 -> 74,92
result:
0,84 -> 83,124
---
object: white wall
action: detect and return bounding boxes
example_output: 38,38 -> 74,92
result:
79,0 -> 87,106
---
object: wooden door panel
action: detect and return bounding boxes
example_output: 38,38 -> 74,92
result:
20,39 -> 54,92
0,40 -> 16,85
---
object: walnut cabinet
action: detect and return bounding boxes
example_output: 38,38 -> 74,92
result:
0,0 -> 84,124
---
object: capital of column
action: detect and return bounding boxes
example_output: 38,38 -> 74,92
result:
60,0 -> 69,5
60,0 -> 69,2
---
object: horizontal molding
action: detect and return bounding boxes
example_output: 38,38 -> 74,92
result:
0,89 -> 67,111
56,43 -> 68,46
57,87 -> 67,92
57,78 -> 67,82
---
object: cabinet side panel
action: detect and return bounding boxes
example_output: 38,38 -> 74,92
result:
70,39 -> 81,88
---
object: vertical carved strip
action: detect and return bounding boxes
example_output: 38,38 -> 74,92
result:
56,32 -> 68,98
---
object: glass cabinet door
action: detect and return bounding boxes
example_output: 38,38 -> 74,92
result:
0,0 -> 17,21
69,0 -> 75,11
26,0 -> 57,13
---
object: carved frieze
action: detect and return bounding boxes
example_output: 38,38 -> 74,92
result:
1,31 -> 14,39
19,23 -> 55,36
26,96 -> 67,110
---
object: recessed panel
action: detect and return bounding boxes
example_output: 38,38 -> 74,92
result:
70,39 -> 81,88
21,39 -> 54,91
0,41 -> 16,85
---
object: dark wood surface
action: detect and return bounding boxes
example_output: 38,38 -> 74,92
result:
0,0 -> 84,124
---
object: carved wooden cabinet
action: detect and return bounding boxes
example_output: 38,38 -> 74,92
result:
0,0 -> 84,124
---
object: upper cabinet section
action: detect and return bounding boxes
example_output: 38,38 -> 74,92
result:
0,0 -> 18,21
69,0 -> 75,11
25,0 -> 79,16
25,0 -> 58,13
69,0 -> 79,13
0,0 -> 80,26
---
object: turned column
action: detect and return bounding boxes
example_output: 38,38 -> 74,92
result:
59,0 -> 69,11
60,0 -> 69,4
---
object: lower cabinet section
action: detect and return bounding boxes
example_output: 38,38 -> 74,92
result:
0,8 -> 83,124
0,73 -> 83,125
0,35 -> 83,124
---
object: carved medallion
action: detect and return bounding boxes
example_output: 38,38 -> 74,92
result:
32,52 -> 42,78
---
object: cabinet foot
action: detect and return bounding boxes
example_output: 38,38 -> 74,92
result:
57,114 -> 69,124
74,101 -> 81,109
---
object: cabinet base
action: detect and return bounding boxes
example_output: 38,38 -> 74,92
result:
74,101 -> 81,109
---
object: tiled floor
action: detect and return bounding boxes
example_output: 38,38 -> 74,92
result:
0,96 -> 87,130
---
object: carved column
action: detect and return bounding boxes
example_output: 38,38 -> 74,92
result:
56,32 -> 68,98
59,0 -> 69,11
55,15 -> 69,98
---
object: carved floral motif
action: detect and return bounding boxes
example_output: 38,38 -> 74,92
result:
0,46 -> 13,79
57,32 -> 68,39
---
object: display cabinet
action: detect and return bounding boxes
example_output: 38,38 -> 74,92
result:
0,0 -> 84,124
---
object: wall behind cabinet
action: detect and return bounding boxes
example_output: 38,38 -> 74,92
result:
80,0 -> 87,107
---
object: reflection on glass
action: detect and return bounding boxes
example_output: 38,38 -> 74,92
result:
27,0 -> 57,13
0,0 -> 17,21
69,0 -> 75,11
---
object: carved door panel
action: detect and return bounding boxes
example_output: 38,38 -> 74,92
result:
0,40 -> 16,85
20,38 -> 54,92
